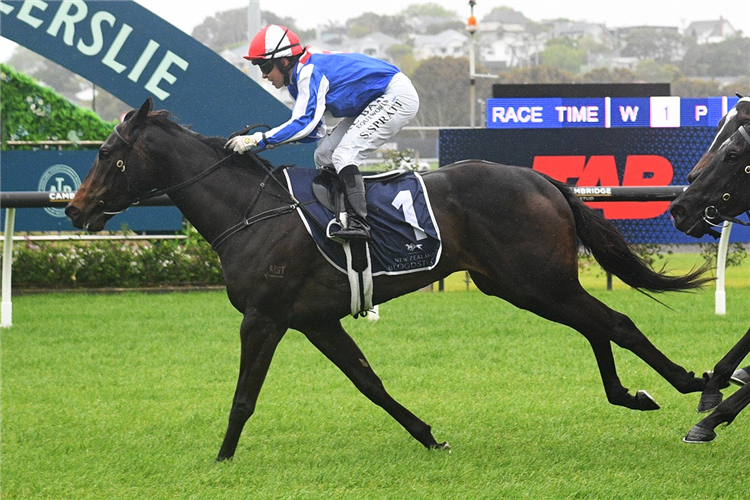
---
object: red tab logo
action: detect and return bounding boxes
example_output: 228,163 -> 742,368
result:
532,155 -> 673,219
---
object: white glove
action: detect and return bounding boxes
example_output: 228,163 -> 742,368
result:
225,132 -> 264,154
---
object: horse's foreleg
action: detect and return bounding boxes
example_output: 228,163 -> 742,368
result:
300,321 -> 446,450
685,382 -> 750,443
698,327 -> 750,413
217,312 -> 286,462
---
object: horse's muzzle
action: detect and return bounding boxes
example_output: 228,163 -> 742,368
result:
65,202 -> 109,232
669,203 -> 708,238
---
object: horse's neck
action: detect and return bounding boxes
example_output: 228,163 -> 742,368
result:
159,149 -> 269,246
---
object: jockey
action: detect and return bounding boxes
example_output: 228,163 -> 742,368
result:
225,24 -> 420,241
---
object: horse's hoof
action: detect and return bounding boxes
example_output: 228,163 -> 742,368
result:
730,368 -> 749,386
683,424 -> 716,443
430,442 -> 451,452
697,392 -> 723,413
636,390 -> 660,410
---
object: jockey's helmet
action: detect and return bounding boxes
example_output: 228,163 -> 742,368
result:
245,25 -> 303,61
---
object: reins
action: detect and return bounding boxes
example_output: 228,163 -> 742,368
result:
105,122 -> 322,250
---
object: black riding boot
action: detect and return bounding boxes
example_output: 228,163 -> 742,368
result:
330,164 -> 371,240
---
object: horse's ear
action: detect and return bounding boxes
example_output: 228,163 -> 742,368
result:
129,97 -> 153,128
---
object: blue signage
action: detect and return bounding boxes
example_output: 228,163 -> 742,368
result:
0,0 -> 315,166
486,96 -> 740,129
0,150 -> 182,231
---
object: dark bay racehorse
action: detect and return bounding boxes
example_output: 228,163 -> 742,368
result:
686,96 -> 750,184
670,102 -> 750,442
67,98 -> 711,461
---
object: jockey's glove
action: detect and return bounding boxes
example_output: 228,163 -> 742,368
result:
225,132 -> 264,154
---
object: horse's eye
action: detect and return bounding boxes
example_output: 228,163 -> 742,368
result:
725,152 -> 739,163
99,149 -> 111,160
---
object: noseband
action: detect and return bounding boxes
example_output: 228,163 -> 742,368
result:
701,124 -> 750,228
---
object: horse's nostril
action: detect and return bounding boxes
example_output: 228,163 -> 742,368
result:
669,204 -> 685,219
64,205 -> 79,219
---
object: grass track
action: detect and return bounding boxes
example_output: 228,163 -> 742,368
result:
2,273 -> 750,499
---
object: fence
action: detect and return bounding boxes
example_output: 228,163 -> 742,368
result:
0,187 -> 733,328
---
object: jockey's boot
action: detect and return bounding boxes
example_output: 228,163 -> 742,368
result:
330,164 -> 371,241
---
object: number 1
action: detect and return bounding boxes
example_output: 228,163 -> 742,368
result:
391,190 -> 428,241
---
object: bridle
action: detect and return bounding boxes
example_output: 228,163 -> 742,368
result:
99,122 -> 317,250
701,123 -> 750,229
101,124 -> 239,215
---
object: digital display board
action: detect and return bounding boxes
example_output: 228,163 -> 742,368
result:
439,126 -> 750,244
486,96 -> 740,129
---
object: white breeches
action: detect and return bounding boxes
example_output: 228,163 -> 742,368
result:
314,72 -> 419,173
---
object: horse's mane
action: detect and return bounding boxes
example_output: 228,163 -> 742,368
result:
142,109 -> 277,171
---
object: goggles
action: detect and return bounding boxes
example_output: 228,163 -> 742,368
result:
253,59 -> 275,75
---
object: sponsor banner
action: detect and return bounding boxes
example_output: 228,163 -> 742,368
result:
0,0 -> 315,166
1,151 -> 182,231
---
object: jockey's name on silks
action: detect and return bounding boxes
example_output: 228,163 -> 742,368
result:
284,168 -> 442,275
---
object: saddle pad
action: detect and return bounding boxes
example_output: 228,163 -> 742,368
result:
284,168 -> 442,276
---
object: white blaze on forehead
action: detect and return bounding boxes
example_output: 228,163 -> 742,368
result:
707,97 -> 750,152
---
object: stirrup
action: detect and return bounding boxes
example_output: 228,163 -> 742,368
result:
329,217 -> 371,240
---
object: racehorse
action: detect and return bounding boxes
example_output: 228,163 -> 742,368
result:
686,96 -> 750,185
670,100 -> 750,442
67,98 -> 712,461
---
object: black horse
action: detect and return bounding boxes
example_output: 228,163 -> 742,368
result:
670,108 -> 750,442
67,98 -> 711,461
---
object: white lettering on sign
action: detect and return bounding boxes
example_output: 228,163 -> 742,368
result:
555,106 -> 600,123
491,106 -> 543,124
0,0 -> 189,101
619,106 -> 639,122
694,105 -> 708,121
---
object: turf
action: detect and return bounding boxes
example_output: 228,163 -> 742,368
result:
2,275 -> 749,499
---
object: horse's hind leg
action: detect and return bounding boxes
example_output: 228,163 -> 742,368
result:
471,273 -> 705,410
685,383 -> 750,443
300,321 -> 446,450
217,311 -> 286,461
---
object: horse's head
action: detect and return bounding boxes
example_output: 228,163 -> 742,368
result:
686,96 -> 750,183
670,123 -> 750,237
66,98 -> 161,231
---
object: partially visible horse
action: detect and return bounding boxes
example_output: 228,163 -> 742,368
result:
670,112 -> 750,442
67,98 -> 711,461
686,95 -> 750,184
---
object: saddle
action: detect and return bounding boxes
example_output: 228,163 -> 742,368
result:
311,166 -> 405,216
284,167 -> 442,317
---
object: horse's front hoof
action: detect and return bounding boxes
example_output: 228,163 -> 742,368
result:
430,442 -> 451,452
683,424 -> 716,443
697,392 -> 723,413
731,368 -> 749,386
635,390 -> 660,410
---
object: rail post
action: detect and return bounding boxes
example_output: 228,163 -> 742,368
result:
715,222 -> 732,315
2,208 -> 16,328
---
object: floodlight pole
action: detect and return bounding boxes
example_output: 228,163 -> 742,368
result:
466,1 -> 497,128
467,1 -> 478,127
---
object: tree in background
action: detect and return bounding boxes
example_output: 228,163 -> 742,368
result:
539,38 -> 587,74
410,56 -> 491,127
6,47 -> 130,122
621,28 -> 686,64
680,35 -> 750,77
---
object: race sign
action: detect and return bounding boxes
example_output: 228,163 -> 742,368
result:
486,96 -> 740,129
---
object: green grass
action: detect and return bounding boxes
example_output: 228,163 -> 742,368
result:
2,280 -> 750,499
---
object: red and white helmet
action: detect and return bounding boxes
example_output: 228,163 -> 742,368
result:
244,25 -> 303,61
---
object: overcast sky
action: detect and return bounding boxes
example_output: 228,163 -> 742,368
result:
1,0 -> 749,61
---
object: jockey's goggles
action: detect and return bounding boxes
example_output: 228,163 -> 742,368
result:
253,59 -> 275,75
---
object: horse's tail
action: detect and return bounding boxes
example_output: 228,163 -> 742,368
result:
542,174 -> 712,292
